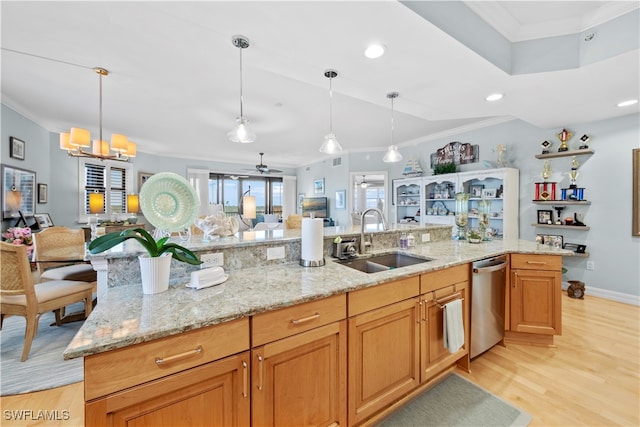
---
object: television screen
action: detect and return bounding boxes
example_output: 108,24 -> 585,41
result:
302,197 -> 328,218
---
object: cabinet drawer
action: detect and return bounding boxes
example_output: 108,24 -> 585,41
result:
252,294 -> 346,346
511,254 -> 561,271
348,276 -> 420,317
421,264 -> 469,294
85,317 -> 249,401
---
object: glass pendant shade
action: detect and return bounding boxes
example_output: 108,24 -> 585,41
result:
228,116 -> 256,143
383,145 -> 402,163
320,69 -> 342,154
319,133 -> 342,154
383,92 -> 402,162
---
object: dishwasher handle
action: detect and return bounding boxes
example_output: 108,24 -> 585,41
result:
473,261 -> 508,274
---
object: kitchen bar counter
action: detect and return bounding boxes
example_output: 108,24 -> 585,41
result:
65,238 -> 569,360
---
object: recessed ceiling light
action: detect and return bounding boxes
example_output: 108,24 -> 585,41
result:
617,99 -> 638,107
364,44 -> 386,59
485,93 -> 504,101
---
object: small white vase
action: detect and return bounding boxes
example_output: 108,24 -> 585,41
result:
138,253 -> 172,295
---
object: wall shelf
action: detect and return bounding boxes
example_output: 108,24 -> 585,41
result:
532,223 -> 590,230
535,149 -> 594,159
532,200 -> 591,205
563,252 -> 589,258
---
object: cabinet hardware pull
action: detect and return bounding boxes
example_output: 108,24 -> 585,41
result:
155,345 -> 202,365
526,261 -> 547,265
257,354 -> 264,391
242,361 -> 248,397
436,292 -> 463,308
291,313 -> 320,325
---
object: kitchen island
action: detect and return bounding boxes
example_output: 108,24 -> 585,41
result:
68,229 -> 569,426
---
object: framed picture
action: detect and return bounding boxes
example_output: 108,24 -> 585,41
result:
543,234 -> 563,248
138,172 -> 153,192
314,178 -> 325,195
470,184 -> 484,198
34,213 -> 54,228
9,137 -> 25,160
564,242 -> 587,253
537,209 -> 553,224
2,164 -> 36,219
37,183 -> 48,204
481,188 -> 497,198
335,189 -> 346,210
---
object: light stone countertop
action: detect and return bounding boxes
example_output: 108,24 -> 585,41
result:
64,238 -> 570,360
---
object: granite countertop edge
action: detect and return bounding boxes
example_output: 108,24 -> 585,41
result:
65,239 -> 569,360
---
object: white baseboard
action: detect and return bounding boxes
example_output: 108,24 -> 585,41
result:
562,282 -> 640,306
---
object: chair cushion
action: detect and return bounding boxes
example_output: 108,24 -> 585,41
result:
41,264 -> 96,282
1,280 -> 94,307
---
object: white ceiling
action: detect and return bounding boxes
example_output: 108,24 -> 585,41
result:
1,1 -> 638,171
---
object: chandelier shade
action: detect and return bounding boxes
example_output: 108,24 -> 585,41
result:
59,67 -> 135,162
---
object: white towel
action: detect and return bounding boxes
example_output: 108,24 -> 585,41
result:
187,267 -> 228,290
443,299 -> 464,354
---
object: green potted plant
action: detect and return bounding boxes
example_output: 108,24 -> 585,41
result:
89,228 -> 202,294
433,162 -> 457,175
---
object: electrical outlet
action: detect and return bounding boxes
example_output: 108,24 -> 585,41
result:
267,246 -> 285,260
421,233 -> 431,242
201,253 -> 224,268
586,260 -> 595,271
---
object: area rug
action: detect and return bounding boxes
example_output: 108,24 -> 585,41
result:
1,304 -> 84,396
376,373 -> 532,427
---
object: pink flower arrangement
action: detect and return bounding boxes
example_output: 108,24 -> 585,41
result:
2,227 -> 34,258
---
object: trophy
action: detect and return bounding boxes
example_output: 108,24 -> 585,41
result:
579,134 -> 590,150
568,156 -> 579,188
535,160 -> 556,201
540,140 -> 552,154
556,128 -> 572,152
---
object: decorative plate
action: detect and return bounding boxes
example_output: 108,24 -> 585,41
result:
140,172 -> 199,232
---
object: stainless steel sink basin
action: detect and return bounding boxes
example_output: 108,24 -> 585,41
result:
336,252 -> 432,273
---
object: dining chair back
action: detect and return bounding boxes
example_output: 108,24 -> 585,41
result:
1,242 -> 94,361
33,226 -> 96,282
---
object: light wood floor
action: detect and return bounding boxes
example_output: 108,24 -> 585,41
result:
1,294 -> 638,427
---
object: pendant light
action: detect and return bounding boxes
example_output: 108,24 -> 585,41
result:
228,35 -> 256,143
383,92 -> 403,163
319,69 -> 343,154
59,67 -> 135,161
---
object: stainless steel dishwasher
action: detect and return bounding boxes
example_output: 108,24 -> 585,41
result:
470,254 -> 508,358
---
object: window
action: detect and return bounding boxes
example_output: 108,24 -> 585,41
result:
79,158 -> 133,222
209,174 -> 283,216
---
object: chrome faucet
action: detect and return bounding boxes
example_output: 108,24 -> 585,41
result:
360,208 -> 389,254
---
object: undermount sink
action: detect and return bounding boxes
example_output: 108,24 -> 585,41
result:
336,252 -> 432,274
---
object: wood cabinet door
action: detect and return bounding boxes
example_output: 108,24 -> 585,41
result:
348,298 -> 420,426
85,352 -> 250,427
251,321 -> 347,427
510,269 -> 561,335
420,283 -> 468,382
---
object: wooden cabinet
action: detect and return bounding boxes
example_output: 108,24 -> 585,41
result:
508,254 -> 562,343
347,276 -> 421,426
251,294 -> 347,427
419,264 -> 470,382
84,318 -> 250,426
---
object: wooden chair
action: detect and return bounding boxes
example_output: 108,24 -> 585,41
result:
285,214 -> 302,229
1,242 -> 94,361
33,226 -> 96,283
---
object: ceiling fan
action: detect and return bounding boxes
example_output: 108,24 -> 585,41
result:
248,152 -> 283,175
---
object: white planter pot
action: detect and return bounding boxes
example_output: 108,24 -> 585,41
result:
138,253 -> 173,295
